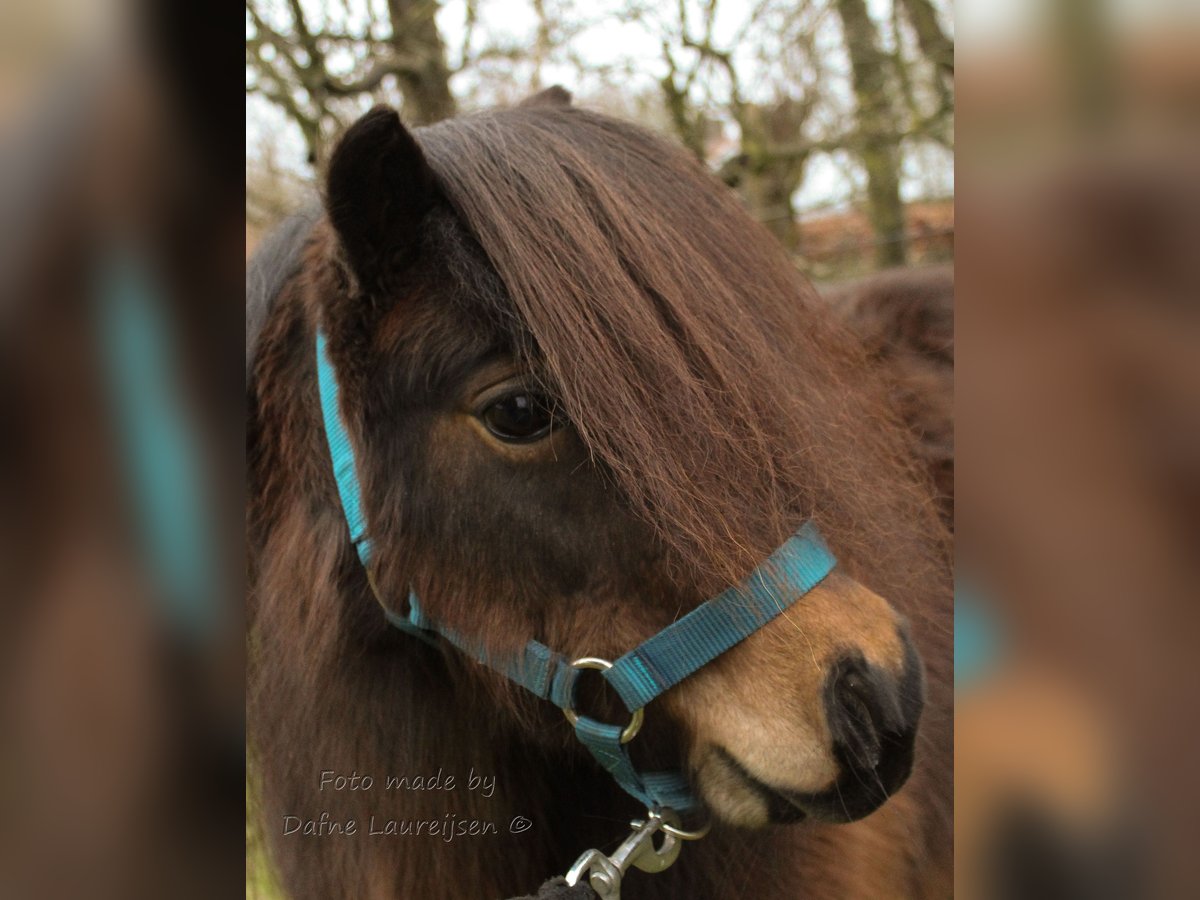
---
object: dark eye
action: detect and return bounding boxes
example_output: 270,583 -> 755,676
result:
480,391 -> 562,443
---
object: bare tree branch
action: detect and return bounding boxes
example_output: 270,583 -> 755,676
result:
246,0 -> 458,164
680,36 -> 745,121
324,58 -> 420,96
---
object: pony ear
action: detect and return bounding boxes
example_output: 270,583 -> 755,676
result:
519,86 -> 572,108
324,106 -> 437,287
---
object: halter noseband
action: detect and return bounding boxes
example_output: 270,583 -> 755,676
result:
316,331 -> 836,815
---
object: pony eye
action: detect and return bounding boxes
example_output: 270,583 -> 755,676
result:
480,392 -> 561,442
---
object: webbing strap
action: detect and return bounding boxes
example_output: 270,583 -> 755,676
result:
571,718 -> 694,811
387,591 -> 582,709
316,331 -> 374,564
603,522 -> 834,712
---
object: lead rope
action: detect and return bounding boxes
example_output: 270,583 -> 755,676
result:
562,808 -> 710,899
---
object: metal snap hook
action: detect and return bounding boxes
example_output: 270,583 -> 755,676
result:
564,808 -> 691,898
562,656 -> 645,744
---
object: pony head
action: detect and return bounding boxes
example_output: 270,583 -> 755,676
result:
303,98 -> 946,827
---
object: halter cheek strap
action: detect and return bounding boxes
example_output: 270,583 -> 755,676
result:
316,331 -> 837,813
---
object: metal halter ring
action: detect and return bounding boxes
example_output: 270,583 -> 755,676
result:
562,657 -> 645,744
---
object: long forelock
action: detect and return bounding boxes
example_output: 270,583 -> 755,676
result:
414,105 -> 947,603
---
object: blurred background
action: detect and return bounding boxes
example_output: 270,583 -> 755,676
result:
245,0 -> 955,282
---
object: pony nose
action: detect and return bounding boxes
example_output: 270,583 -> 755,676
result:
816,636 -> 925,821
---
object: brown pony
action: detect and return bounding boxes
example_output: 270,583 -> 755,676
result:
247,91 -> 952,899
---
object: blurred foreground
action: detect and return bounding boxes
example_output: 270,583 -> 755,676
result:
0,3 -> 243,898
956,1 -> 1199,897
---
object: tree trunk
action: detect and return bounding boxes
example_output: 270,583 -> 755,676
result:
387,0 -> 457,125
739,164 -> 800,253
834,0 -> 907,268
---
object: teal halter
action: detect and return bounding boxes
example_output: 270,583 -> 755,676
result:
316,331 -> 837,813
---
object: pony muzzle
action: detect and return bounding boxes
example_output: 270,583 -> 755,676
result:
663,574 -> 925,827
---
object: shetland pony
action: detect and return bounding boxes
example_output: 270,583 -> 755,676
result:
248,90 -> 952,899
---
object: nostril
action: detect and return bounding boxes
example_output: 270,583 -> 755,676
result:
794,646 -> 924,823
835,671 -> 884,770
825,655 -> 905,773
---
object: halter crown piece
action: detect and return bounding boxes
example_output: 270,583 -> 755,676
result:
316,331 -> 837,879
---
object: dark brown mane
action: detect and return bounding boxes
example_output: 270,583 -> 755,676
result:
417,105 -> 949,608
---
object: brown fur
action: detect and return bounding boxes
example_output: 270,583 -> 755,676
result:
823,265 -> 954,529
248,101 -> 952,898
